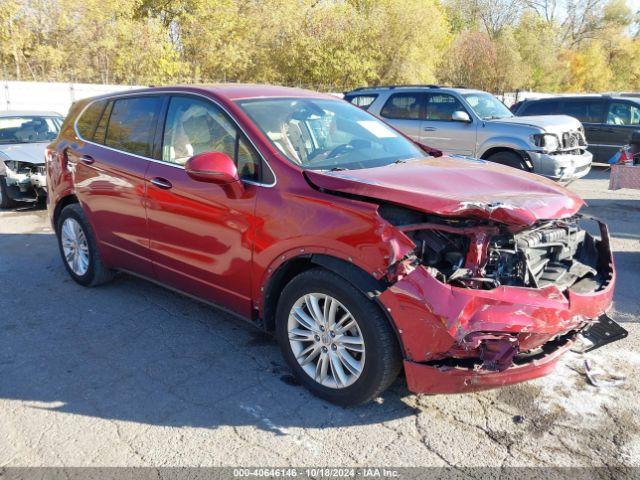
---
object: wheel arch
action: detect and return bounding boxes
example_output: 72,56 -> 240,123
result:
261,253 -> 406,357
480,147 -> 533,170
53,193 -> 79,231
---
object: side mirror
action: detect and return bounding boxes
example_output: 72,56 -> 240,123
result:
185,151 -> 239,184
452,111 -> 471,123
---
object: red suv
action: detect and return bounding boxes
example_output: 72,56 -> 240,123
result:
46,85 -> 622,405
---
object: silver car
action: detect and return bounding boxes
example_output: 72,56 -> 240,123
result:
0,111 -> 63,208
344,86 -> 592,182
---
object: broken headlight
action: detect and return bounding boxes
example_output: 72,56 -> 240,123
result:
406,229 -> 469,280
531,133 -> 560,153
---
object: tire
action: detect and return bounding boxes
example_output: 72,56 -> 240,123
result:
56,203 -> 115,287
486,150 -> 529,171
0,176 -> 17,209
275,268 -> 402,406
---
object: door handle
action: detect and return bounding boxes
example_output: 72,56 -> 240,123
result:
423,126 -> 437,131
150,177 -> 173,189
80,155 -> 95,165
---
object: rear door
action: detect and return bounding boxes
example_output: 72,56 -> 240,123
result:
378,92 -> 425,142
559,98 -> 606,161
144,94 -> 262,317
600,99 -> 640,162
421,92 -> 475,155
69,95 -> 165,277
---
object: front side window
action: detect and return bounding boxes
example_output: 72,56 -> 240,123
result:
345,94 -> 378,110
104,96 -> 163,157
380,93 -> 423,120
425,94 -> 467,121
462,92 -> 513,120
162,96 -> 261,181
236,98 -> 427,171
0,115 -> 63,144
606,101 -> 640,126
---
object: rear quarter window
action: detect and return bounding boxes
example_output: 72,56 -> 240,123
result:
345,94 -> 378,110
75,100 -> 107,140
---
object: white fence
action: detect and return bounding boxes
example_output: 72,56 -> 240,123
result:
1,81 -> 143,116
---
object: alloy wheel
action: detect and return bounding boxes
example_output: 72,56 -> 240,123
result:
287,293 -> 365,389
61,217 -> 90,276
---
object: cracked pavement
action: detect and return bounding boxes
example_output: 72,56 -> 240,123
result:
0,169 -> 638,468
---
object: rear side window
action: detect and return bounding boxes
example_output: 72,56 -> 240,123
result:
345,94 -> 378,110
105,96 -> 163,157
425,94 -> 466,121
76,100 -> 107,140
561,99 -> 605,123
380,93 -> 423,120
519,99 -> 561,116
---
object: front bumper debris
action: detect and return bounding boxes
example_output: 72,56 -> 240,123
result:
3,161 -> 47,202
379,220 -> 618,394
528,149 -> 592,181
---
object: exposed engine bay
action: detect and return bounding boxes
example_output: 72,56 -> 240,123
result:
2,160 -> 47,201
380,204 -> 609,294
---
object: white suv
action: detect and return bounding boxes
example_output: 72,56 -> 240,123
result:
344,86 -> 592,182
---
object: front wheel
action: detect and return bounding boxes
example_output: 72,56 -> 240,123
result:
276,268 -> 402,406
486,150 -> 529,171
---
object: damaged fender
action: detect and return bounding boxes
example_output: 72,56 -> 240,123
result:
377,219 -> 615,394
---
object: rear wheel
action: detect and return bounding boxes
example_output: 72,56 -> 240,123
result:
276,268 -> 401,406
486,150 -> 529,171
0,176 -> 16,209
57,203 -> 115,287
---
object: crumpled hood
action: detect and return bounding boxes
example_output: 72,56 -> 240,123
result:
491,115 -> 582,133
0,142 -> 47,165
304,156 -> 584,226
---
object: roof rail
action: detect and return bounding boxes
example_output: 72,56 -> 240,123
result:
346,84 -> 441,92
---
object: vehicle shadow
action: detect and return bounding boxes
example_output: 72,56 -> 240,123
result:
0,232 -> 419,433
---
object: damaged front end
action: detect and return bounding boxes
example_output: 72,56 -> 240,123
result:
377,204 -> 618,394
2,160 -> 47,202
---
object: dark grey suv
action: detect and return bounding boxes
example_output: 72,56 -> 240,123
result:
512,95 -> 640,163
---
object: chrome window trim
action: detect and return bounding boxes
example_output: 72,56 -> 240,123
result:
73,90 -> 277,187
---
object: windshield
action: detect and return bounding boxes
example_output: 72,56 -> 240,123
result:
462,93 -> 513,120
236,98 -> 427,170
0,116 -> 63,144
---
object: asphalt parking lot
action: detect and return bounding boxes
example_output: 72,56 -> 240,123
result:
1,168 -> 639,469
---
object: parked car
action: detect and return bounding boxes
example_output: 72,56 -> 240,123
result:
344,85 -> 592,182
512,95 -> 640,163
0,111 -> 63,208
47,85 -> 622,405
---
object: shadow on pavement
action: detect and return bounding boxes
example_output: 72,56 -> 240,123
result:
0,232 -> 418,434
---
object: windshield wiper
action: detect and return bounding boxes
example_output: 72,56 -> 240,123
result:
329,166 -> 346,171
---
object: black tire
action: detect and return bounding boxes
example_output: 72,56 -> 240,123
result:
56,203 -> 115,287
0,175 -> 17,209
486,150 -> 529,171
275,268 -> 402,406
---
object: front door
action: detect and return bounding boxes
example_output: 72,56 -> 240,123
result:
70,95 -> 165,277
421,93 -> 475,155
145,95 -> 261,317
599,100 -> 640,162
